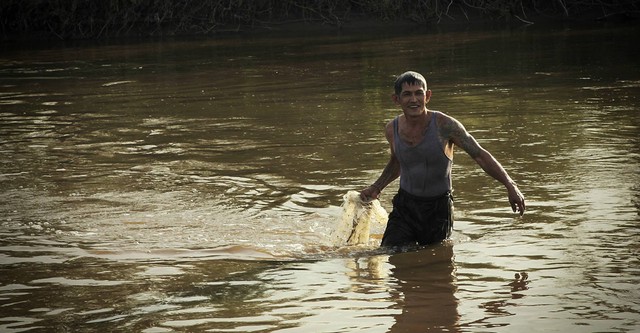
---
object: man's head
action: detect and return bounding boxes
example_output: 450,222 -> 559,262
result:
394,71 -> 427,95
392,71 -> 431,116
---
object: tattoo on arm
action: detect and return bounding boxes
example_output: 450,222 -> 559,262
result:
442,116 -> 482,158
458,132 -> 482,158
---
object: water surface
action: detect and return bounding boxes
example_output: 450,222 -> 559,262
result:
1,23 -> 639,332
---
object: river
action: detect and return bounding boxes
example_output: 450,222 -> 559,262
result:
1,22 -> 639,332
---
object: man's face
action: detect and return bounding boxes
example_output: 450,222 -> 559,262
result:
393,82 -> 431,116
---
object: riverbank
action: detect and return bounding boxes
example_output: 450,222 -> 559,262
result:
2,0 -> 639,40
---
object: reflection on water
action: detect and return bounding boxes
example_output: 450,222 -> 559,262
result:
387,244 -> 459,332
1,23 -> 639,332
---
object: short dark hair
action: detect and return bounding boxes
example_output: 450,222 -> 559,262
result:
394,71 -> 427,95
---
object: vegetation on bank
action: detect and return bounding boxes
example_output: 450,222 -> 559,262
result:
2,0 -> 639,40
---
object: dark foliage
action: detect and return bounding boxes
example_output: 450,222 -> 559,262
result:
1,0 -> 638,40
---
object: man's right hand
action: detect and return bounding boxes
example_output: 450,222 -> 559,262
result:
360,186 -> 381,203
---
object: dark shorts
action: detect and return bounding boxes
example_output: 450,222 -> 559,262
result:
381,189 -> 453,248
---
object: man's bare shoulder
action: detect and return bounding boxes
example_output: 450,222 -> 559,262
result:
433,110 -> 483,156
432,110 -> 458,124
384,118 -> 396,141
433,111 -> 464,135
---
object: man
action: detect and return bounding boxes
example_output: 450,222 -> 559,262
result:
361,71 -> 525,248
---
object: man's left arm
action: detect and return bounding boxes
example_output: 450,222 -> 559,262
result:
444,116 -> 526,215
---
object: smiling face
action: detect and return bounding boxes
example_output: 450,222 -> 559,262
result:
393,82 -> 432,117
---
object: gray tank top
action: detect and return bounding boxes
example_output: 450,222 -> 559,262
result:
393,111 -> 452,197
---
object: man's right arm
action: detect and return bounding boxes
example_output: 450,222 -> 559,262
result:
361,153 -> 400,200
361,121 -> 400,201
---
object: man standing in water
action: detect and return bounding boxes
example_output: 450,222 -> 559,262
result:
361,71 -> 525,248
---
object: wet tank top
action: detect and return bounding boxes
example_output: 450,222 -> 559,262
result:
393,111 -> 452,197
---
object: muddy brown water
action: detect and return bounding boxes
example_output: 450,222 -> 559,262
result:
1,23 -> 639,332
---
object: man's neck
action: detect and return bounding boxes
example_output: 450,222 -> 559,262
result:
404,109 -> 429,126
